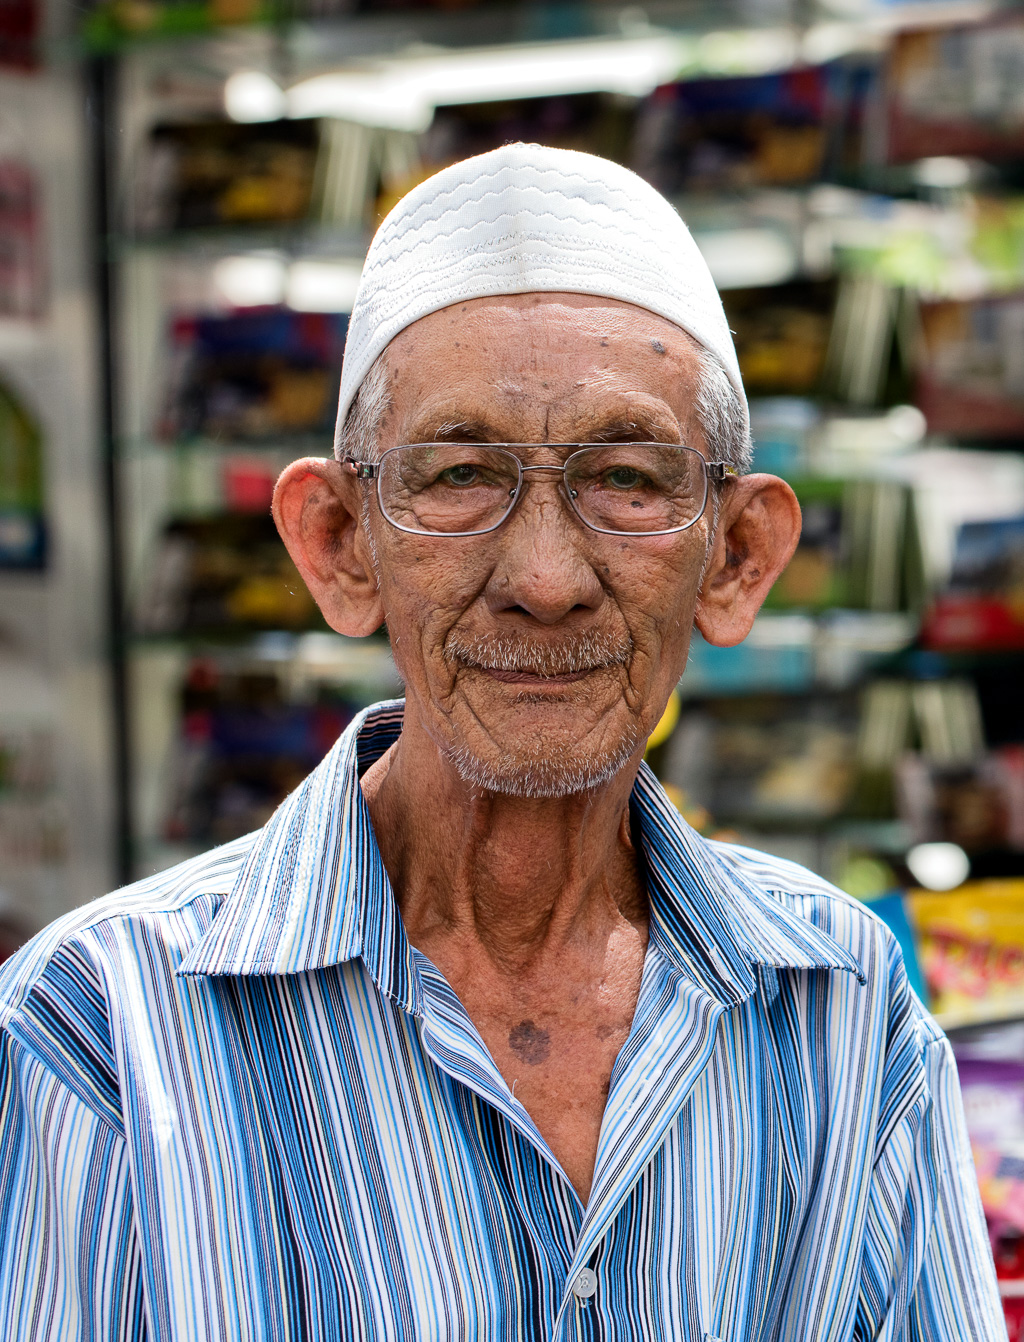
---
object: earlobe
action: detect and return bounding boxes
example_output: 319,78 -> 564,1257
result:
273,457 -> 386,637
694,474 -> 801,648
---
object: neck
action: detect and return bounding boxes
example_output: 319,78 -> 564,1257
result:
360,710 -> 649,975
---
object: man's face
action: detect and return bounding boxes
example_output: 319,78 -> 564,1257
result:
364,293 -> 716,797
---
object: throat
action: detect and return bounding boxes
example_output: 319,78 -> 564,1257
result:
416,914 -> 649,1206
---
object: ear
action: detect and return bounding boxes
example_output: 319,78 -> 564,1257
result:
272,457 -> 385,637
695,474 -> 802,647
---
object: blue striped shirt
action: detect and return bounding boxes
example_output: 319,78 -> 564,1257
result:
0,700 -> 1007,1340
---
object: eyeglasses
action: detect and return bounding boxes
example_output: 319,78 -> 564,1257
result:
344,443 -> 735,538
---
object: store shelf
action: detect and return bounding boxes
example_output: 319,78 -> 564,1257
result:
112,221 -> 368,259
118,435 -> 332,457
68,0 -> 994,62
127,629 -> 399,684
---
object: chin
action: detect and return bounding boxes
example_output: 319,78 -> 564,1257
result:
445,726 -> 641,800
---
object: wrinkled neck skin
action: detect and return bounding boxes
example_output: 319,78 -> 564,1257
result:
360,701 -> 649,979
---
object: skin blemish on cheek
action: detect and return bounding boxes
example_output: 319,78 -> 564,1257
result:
650,339 -> 667,354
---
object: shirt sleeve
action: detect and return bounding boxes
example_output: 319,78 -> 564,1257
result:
903,1036 -> 1007,1342
0,1029 -> 147,1341
857,1030 -> 1007,1342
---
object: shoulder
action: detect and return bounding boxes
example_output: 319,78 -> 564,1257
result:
710,837 -> 942,1044
0,833 -> 255,1027
0,835 -> 256,1132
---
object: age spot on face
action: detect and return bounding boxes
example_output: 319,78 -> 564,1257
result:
650,339 -> 667,354
508,1019 -> 551,1065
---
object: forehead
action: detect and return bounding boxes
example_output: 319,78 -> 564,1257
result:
383,293 -> 704,435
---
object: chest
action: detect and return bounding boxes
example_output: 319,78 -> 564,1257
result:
113,962 -> 881,1342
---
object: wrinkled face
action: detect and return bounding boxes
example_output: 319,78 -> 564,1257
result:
367,293 -> 715,797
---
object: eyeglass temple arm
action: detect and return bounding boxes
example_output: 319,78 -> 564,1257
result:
344,458 -> 379,479
706,462 -> 737,482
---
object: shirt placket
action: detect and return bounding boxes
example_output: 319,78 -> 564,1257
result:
551,943 -> 734,1342
414,942 -> 737,1342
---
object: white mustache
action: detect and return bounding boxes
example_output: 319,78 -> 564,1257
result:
444,630 -> 632,678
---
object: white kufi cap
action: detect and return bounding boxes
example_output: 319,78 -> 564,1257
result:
336,142 -> 746,435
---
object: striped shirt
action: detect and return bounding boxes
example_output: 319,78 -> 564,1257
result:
0,700 -> 1006,1341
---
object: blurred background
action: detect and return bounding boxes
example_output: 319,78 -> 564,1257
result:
7,0 -> 1024,1319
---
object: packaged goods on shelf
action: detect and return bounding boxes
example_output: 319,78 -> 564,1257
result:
82,0 -> 506,48
0,723 -> 66,868
916,294 -> 1024,439
160,640 -> 398,849
897,748 -> 1024,852
137,513 -> 322,635
720,281 -> 835,396
422,93 -> 636,197
634,64 -> 868,197
857,675 -> 985,820
164,659 -> 354,845
748,398 -> 818,477
954,1056 -> 1024,1225
924,515 -> 1024,650
661,692 -> 860,827
134,121 -> 322,234
763,476 -> 924,614
157,307 -> 346,443
0,160 -> 44,317
133,115 -> 421,236
83,0 -> 278,48
859,677 -> 985,768
0,377 -> 45,570
0,0 -> 37,68
885,16 -> 1024,164
907,881 -> 1024,1028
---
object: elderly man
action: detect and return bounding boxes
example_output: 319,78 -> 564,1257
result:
0,145 -> 1005,1341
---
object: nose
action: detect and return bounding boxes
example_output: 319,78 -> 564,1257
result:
484,473 -> 605,625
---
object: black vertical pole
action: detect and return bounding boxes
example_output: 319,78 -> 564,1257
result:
86,54 -> 133,887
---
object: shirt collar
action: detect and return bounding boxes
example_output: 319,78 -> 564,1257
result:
178,700 -> 862,1007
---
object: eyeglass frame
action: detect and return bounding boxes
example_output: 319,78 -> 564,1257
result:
342,443 -> 737,538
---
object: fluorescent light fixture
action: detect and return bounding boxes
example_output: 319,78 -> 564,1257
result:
286,260 -> 363,312
285,35 -> 692,132
693,227 -> 798,290
213,254 -> 287,307
906,841 -> 970,891
224,71 -> 287,123
913,156 -> 972,190
695,27 -> 798,76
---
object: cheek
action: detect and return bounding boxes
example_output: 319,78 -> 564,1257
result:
374,542 -> 489,661
601,534 -> 706,637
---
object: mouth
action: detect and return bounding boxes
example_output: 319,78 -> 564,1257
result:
479,666 -> 596,686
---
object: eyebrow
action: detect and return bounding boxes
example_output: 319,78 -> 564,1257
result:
405,411 -> 683,446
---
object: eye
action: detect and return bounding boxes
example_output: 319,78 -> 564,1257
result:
438,463 -> 481,487
603,466 -> 647,490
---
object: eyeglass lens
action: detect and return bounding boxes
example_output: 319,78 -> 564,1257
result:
377,444 -> 709,536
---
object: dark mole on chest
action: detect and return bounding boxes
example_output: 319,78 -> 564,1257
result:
508,1019 -> 551,1065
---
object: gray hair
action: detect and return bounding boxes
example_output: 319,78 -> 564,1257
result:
335,336 -> 751,473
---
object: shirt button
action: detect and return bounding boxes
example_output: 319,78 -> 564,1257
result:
572,1268 -> 598,1300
